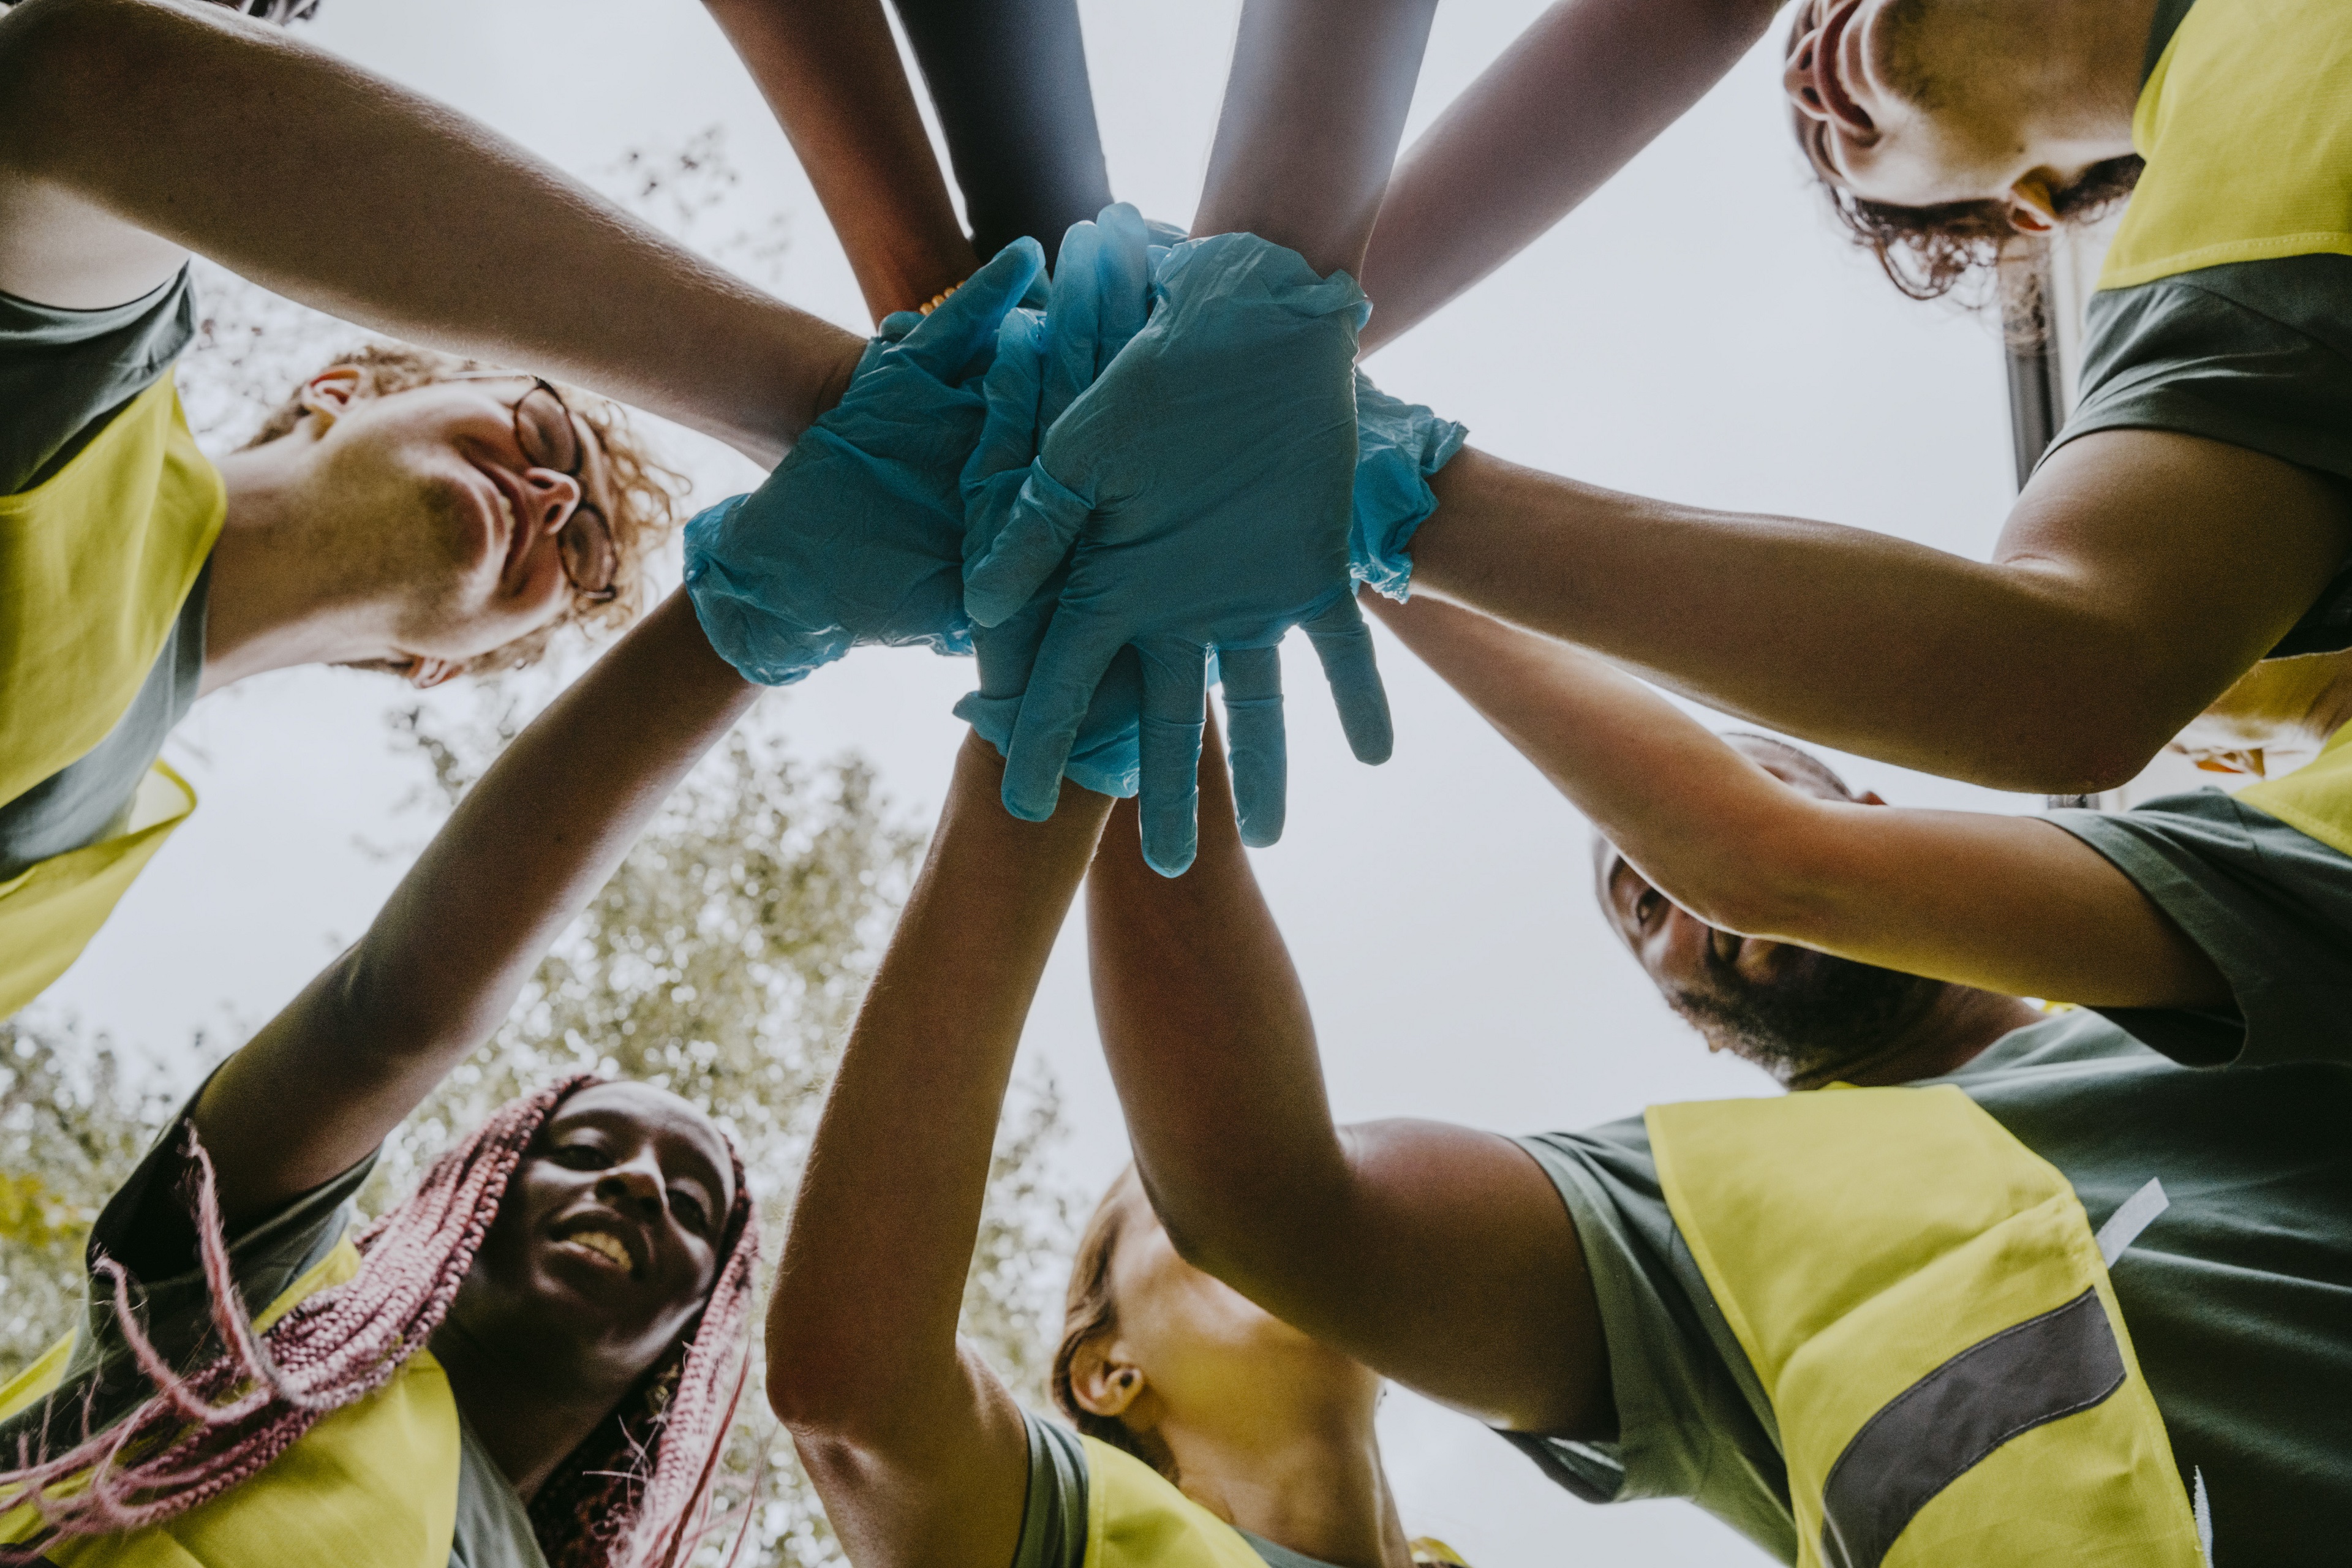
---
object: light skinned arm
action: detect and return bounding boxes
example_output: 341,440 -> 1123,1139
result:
1192,0 -> 1439,276
0,0 -> 860,465
1371,591 -> 2228,1007
701,0 -> 979,323
1355,0 -> 1781,352
1087,715 -> 1610,1437
1408,435 -> 2352,793
767,736 -> 1112,1568
189,590 -> 760,1224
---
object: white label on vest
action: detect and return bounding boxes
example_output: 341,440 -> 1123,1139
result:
2094,1178 -> 2169,1267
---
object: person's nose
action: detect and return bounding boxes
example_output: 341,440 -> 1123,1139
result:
519,465 -> 583,536
594,1150 -> 665,1218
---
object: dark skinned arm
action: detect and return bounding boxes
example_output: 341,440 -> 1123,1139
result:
1087,714 -> 1610,1437
189,591 -> 759,1224
767,737 -> 1112,1568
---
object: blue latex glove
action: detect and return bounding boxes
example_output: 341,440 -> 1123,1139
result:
963,232 -> 1389,875
1350,372 -> 1467,603
683,238 -> 1045,685
956,206 -> 1163,797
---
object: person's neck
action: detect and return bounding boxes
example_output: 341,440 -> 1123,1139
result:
1159,1398 -> 1412,1568
430,1316 -> 629,1501
200,444 -> 389,695
2006,0 -> 2160,153
1796,985 -> 2043,1090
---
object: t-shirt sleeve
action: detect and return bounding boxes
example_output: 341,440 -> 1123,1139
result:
0,1077 -> 377,1453
1008,1410 -> 1090,1568
2045,790 -> 2352,1067
0,269 -> 196,495
1506,1126 -> 1798,1563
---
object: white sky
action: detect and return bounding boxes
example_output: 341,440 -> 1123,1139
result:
31,1 -> 2204,1560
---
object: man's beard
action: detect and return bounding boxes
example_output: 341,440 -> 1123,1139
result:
1667,937 -> 1946,1084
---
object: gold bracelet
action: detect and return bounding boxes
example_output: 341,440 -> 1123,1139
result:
917,284 -> 959,315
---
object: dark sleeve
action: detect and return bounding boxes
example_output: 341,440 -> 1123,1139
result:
2048,255 -> 2352,656
0,1079 -> 377,1453
0,270 -> 195,494
889,0 -> 1113,263
2045,790 -> 2352,1067
1009,1411 -> 1089,1568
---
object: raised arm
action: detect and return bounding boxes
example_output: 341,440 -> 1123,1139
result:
767,737 -> 1112,1568
1355,0 -> 1781,351
0,0 -> 858,464
1085,715 -> 1607,1436
1370,592 -> 2228,1008
1192,0 -> 1438,274
189,591 -> 758,1224
701,0 -> 978,323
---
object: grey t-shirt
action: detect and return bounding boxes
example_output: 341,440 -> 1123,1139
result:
0,272 -> 212,871
0,1093 -> 545,1568
1503,793 -> 2352,1565
1010,1412 -> 1352,1568
2042,0 -> 2352,655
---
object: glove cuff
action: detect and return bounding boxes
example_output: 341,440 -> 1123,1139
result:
1351,404 -> 1468,603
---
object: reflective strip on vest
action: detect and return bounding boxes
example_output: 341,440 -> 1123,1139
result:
1648,1087 -> 2202,1568
2098,0 -> 2352,290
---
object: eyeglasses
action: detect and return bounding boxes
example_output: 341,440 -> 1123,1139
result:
450,372 -> 619,605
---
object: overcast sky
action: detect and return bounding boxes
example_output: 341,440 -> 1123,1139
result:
31,1 -> 2192,1559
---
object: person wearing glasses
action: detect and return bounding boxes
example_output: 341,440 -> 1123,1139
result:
0,0 -> 1001,1019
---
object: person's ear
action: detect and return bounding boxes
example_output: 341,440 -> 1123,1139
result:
2005,173 -> 2060,235
405,656 -> 461,690
1066,1337 -> 1148,1422
296,366 -> 366,434
1857,790 -> 1888,806
2193,748 -> 2265,777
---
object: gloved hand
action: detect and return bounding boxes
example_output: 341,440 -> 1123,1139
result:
956,205 -> 1166,797
683,237 -> 1044,685
1351,372 -> 1467,603
963,231 -> 1390,875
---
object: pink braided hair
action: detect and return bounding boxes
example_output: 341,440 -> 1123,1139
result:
0,1076 -> 760,1568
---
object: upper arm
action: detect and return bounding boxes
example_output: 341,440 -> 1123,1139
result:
790,1344 -> 1037,1568
0,0 -> 190,306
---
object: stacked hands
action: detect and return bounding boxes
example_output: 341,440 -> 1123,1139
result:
684,204 -> 1466,874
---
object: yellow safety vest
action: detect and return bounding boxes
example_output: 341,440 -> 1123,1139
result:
0,374 -> 222,1018
2238,719 -> 2352,858
1648,1087 -> 2201,1568
1079,1436 -> 1466,1568
2099,0 -> 2352,291
0,1237 -> 463,1568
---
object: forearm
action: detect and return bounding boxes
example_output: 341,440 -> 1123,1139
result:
704,0 -> 978,323
200,590 -> 756,1216
0,0 -> 856,462
1193,0 -> 1438,277
1356,0 -> 1776,351
769,735 -> 1110,1439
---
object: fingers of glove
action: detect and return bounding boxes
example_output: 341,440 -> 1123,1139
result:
1089,203 -> 1153,370
964,309 -> 1049,508
1303,594 -> 1395,766
1066,644 -> 1144,798
896,236 -> 1044,383
1042,219 -> 1107,425
962,461 -> 1093,627
1001,612 -> 1127,821
1137,638 -> 1210,878
1215,643 -> 1287,849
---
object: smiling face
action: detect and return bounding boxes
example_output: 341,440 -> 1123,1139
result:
1594,738 -> 1947,1087
445,1082 -> 737,1391
285,369 -> 622,684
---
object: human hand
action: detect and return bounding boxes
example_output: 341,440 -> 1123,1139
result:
684,238 -> 1045,685
964,231 -> 1390,875
1351,372 -> 1467,602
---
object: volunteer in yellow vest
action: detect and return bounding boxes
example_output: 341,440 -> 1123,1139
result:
1083,610 -> 2352,1564
0,586 -> 775,1568
763,726 -> 1468,1568
0,0 -> 896,1019
1202,0 -> 2352,801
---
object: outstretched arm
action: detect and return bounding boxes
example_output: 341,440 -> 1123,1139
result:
701,0 -> 978,323
0,0 -> 858,464
1405,436 -> 2352,793
190,591 -> 759,1224
1355,0 -> 1780,351
1370,592 -> 2228,1007
1087,715 -> 1608,1436
767,737 -> 1112,1568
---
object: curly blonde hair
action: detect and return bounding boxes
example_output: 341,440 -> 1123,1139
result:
247,342 -> 688,678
